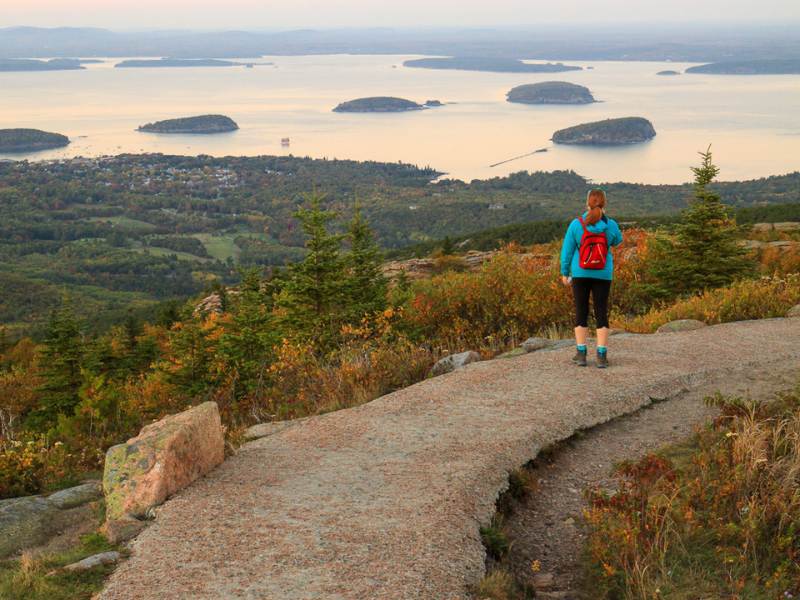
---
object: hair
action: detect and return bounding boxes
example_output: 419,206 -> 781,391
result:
585,189 -> 607,226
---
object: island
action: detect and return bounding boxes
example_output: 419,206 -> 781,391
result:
552,117 -> 656,146
0,58 -> 86,72
0,129 -> 70,153
116,59 -> 256,68
686,60 -> 800,75
137,115 -> 239,134
403,57 -> 582,73
657,70 -> 681,76
506,81 -> 596,105
333,97 -> 441,113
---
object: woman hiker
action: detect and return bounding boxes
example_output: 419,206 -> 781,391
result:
559,189 -> 623,368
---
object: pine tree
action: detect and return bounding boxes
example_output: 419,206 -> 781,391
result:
276,194 -> 347,346
441,236 -> 455,256
216,269 -> 278,401
649,148 -> 754,297
344,205 -> 387,321
30,304 -> 84,430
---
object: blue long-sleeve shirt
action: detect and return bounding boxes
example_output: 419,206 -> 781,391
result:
560,213 -> 623,281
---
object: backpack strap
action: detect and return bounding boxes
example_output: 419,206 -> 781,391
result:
578,216 -> 589,235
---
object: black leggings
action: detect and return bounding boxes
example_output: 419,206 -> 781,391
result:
572,277 -> 612,329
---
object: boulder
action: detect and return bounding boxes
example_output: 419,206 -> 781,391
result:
429,351 -> 481,377
62,551 -> 121,572
656,319 -> 707,333
47,481 -> 103,509
103,402 -> 225,543
520,337 -> 553,353
787,304 -> 800,318
0,482 -> 102,558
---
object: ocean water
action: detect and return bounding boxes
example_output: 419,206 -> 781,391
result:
2,54 -> 799,184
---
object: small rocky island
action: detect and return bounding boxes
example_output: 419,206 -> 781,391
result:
686,59 -> 800,74
657,70 -> 681,76
552,117 -> 656,146
507,81 -> 596,105
333,97 -> 441,113
116,59 -> 253,68
403,57 -> 582,73
137,115 -> 239,134
0,58 -> 86,72
0,128 -> 71,153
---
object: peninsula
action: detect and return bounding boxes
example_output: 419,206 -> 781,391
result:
506,81 -> 596,105
0,128 -> 70,153
0,58 -> 85,72
552,117 -> 656,146
403,57 -> 582,73
686,59 -> 800,74
115,59 -> 256,68
137,115 -> 239,134
333,97 -> 441,113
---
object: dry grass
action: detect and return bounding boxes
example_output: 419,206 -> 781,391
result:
582,385 -> 800,599
475,569 -> 518,600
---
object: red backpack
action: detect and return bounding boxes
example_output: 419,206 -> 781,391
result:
577,216 -> 609,270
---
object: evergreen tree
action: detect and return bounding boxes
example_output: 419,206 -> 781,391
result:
441,236 -> 455,256
216,269 -> 278,401
276,194 -> 346,346
165,312 -> 214,397
30,304 -> 84,430
648,148 -> 754,297
344,205 -> 387,321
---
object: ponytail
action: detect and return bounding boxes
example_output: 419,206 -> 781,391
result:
584,189 -> 606,226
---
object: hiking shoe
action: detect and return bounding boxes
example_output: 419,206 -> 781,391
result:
596,353 -> 608,369
572,348 -> 587,367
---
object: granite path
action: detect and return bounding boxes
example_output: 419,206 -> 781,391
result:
100,318 -> 800,600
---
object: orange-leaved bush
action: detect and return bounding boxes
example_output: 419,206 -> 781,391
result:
620,274 -> 800,333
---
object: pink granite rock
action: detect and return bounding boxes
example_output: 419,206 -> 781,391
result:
102,402 -> 225,542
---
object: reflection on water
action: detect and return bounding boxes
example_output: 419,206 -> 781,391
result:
1,55 -> 799,183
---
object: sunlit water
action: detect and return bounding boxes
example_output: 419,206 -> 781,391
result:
2,55 -> 799,183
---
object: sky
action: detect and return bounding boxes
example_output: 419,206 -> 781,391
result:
3,0 -> 798,29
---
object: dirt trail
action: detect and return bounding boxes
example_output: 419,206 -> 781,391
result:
505,365 -> 800,598
99,318 -> 800,600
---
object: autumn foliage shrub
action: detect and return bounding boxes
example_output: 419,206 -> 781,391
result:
620,274 -> 800,333
0,437 -> 82,499
403,247 -> 572,351
254,309 -> 432,421
583,387 -> 800,599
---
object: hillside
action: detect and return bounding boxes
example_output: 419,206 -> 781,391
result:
403,57 -> 582,73
1,153 -> 798,333
552,117 -> 656,145
0,128 -> 70,152
137,115 -> 239,134
686,59 -> 800,74
333,97 -> 429,113
506,81 -> 595,105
